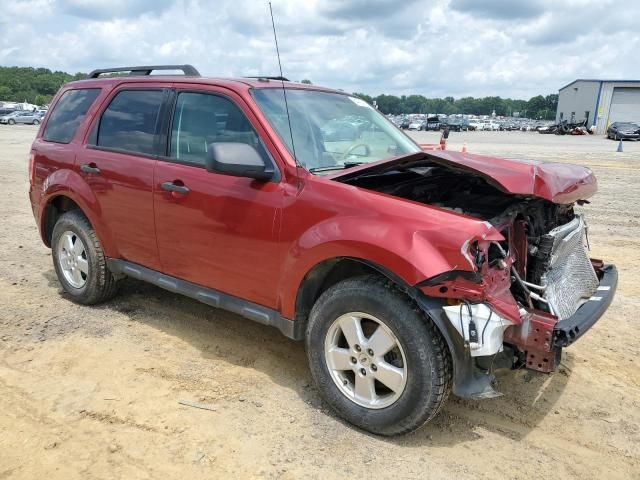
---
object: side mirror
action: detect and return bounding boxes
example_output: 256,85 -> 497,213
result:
205,142 -> 274,181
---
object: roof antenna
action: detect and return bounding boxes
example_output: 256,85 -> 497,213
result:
268,2 -> 300,169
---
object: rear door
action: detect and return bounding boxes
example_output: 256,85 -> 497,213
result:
77,86 -> 168,270
153,87 -> 285,308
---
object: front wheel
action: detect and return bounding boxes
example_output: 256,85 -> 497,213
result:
8,119 -> 15,125
305,276 -> 452,435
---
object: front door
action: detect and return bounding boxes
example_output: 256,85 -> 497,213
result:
153,89 -> 285,308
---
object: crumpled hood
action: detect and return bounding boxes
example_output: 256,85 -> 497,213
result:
332,150 -> 597,204
427,150 -> 597,203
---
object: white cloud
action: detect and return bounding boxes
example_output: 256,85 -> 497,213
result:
0,0 -> 638,98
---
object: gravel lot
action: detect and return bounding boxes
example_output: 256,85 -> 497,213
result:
1,125 -> 639,479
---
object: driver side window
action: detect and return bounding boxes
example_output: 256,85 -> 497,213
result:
170,92 -> 261,166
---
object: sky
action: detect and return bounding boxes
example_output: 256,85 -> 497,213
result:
0,0 -> 639,99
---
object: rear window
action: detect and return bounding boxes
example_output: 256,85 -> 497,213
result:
96,90 -> 164,156
43,88 -> 101,143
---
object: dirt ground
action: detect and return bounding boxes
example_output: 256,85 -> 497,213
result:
1,125 -> 639,479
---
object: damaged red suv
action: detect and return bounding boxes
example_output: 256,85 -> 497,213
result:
29,65 -> 617,435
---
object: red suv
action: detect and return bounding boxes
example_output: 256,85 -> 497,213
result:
29,65 -> 617,435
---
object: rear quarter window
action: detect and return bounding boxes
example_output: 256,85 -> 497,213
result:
43,88 -> 101,143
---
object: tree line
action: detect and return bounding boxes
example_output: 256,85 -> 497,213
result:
0,66 -> 558,119
0,67 -> 86,105
353,92 -> 559,119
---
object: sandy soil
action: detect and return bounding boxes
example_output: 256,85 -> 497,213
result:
1,125 -> 639,479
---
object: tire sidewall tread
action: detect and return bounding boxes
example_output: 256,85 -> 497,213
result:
51,210 -> 118,305
305,275 -> 452,436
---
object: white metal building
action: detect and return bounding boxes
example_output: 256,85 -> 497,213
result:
556,79 -> 640,134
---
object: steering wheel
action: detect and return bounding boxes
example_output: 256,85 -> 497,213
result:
341,143 -> 371,161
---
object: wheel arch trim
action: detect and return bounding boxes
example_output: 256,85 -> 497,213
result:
39,172 -> 118,257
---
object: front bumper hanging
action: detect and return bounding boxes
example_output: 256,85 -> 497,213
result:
552,264 -> 618,347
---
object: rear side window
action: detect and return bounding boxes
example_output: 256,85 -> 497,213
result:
43,88 -> 101,143
97,90 -> 164,155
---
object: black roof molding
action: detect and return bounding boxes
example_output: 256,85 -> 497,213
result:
244,76 -> 290,82
88,64 -> 201,79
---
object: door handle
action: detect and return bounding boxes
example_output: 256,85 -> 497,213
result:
80,163 -> 100,174
161,181 -> 190,194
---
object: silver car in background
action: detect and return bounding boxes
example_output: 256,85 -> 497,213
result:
0,111 -> 43,125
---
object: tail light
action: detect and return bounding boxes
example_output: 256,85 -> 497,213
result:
28,151 -> 36,184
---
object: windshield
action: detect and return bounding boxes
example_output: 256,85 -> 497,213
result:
252,88 -> 420,173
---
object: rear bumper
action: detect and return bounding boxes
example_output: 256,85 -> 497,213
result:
552,264 -> 618,347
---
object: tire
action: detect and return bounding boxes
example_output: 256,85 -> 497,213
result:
8,119 -> 15,125
33,119 -> 40,125
305,275 -> 452,436
51,210 -> 119,305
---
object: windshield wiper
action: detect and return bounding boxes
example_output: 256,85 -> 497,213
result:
309,161 -> 365,173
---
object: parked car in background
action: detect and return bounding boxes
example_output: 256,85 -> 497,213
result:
468,119 -> 484,130
407,121 -> 423,131
537,124 -> 557,134
443,119 -> 469,132
464,120 -> 476,131
443,119 -> 462,131
0,111 -> 43,125
0,108 -> 16,117
606,122 -> 640,141
424,116 -> 441,131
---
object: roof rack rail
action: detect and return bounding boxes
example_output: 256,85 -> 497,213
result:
88,64 -> 201,79
245,76 -> 290,82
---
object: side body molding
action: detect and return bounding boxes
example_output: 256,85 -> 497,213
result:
107,259 -> 304,339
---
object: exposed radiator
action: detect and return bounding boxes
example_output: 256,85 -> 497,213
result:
541,215 -> 599,320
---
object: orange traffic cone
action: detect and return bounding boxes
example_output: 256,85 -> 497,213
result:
461,143 -> 467,153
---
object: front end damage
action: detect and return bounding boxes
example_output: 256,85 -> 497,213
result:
337,152 -> 618,398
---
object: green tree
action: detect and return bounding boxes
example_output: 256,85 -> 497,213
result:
352,92 -> 374,105
374,94 -> 402,114
34,94 -> 51,106
403,94 -> 427,113
527,95 -> 547,119
0,66 -> 84,104
300,79 -> 312,84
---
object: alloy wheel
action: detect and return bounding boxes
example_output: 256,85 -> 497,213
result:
324,312 -> 408,409
56,230 -> 89,288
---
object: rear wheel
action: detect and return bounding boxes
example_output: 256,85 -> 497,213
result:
305,275 -> 452,435
51,210 -> 119,304
33,119 -> 40,125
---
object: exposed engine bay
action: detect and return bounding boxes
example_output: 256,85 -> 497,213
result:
339,159 -> 600,358
339,162 -> 571,224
